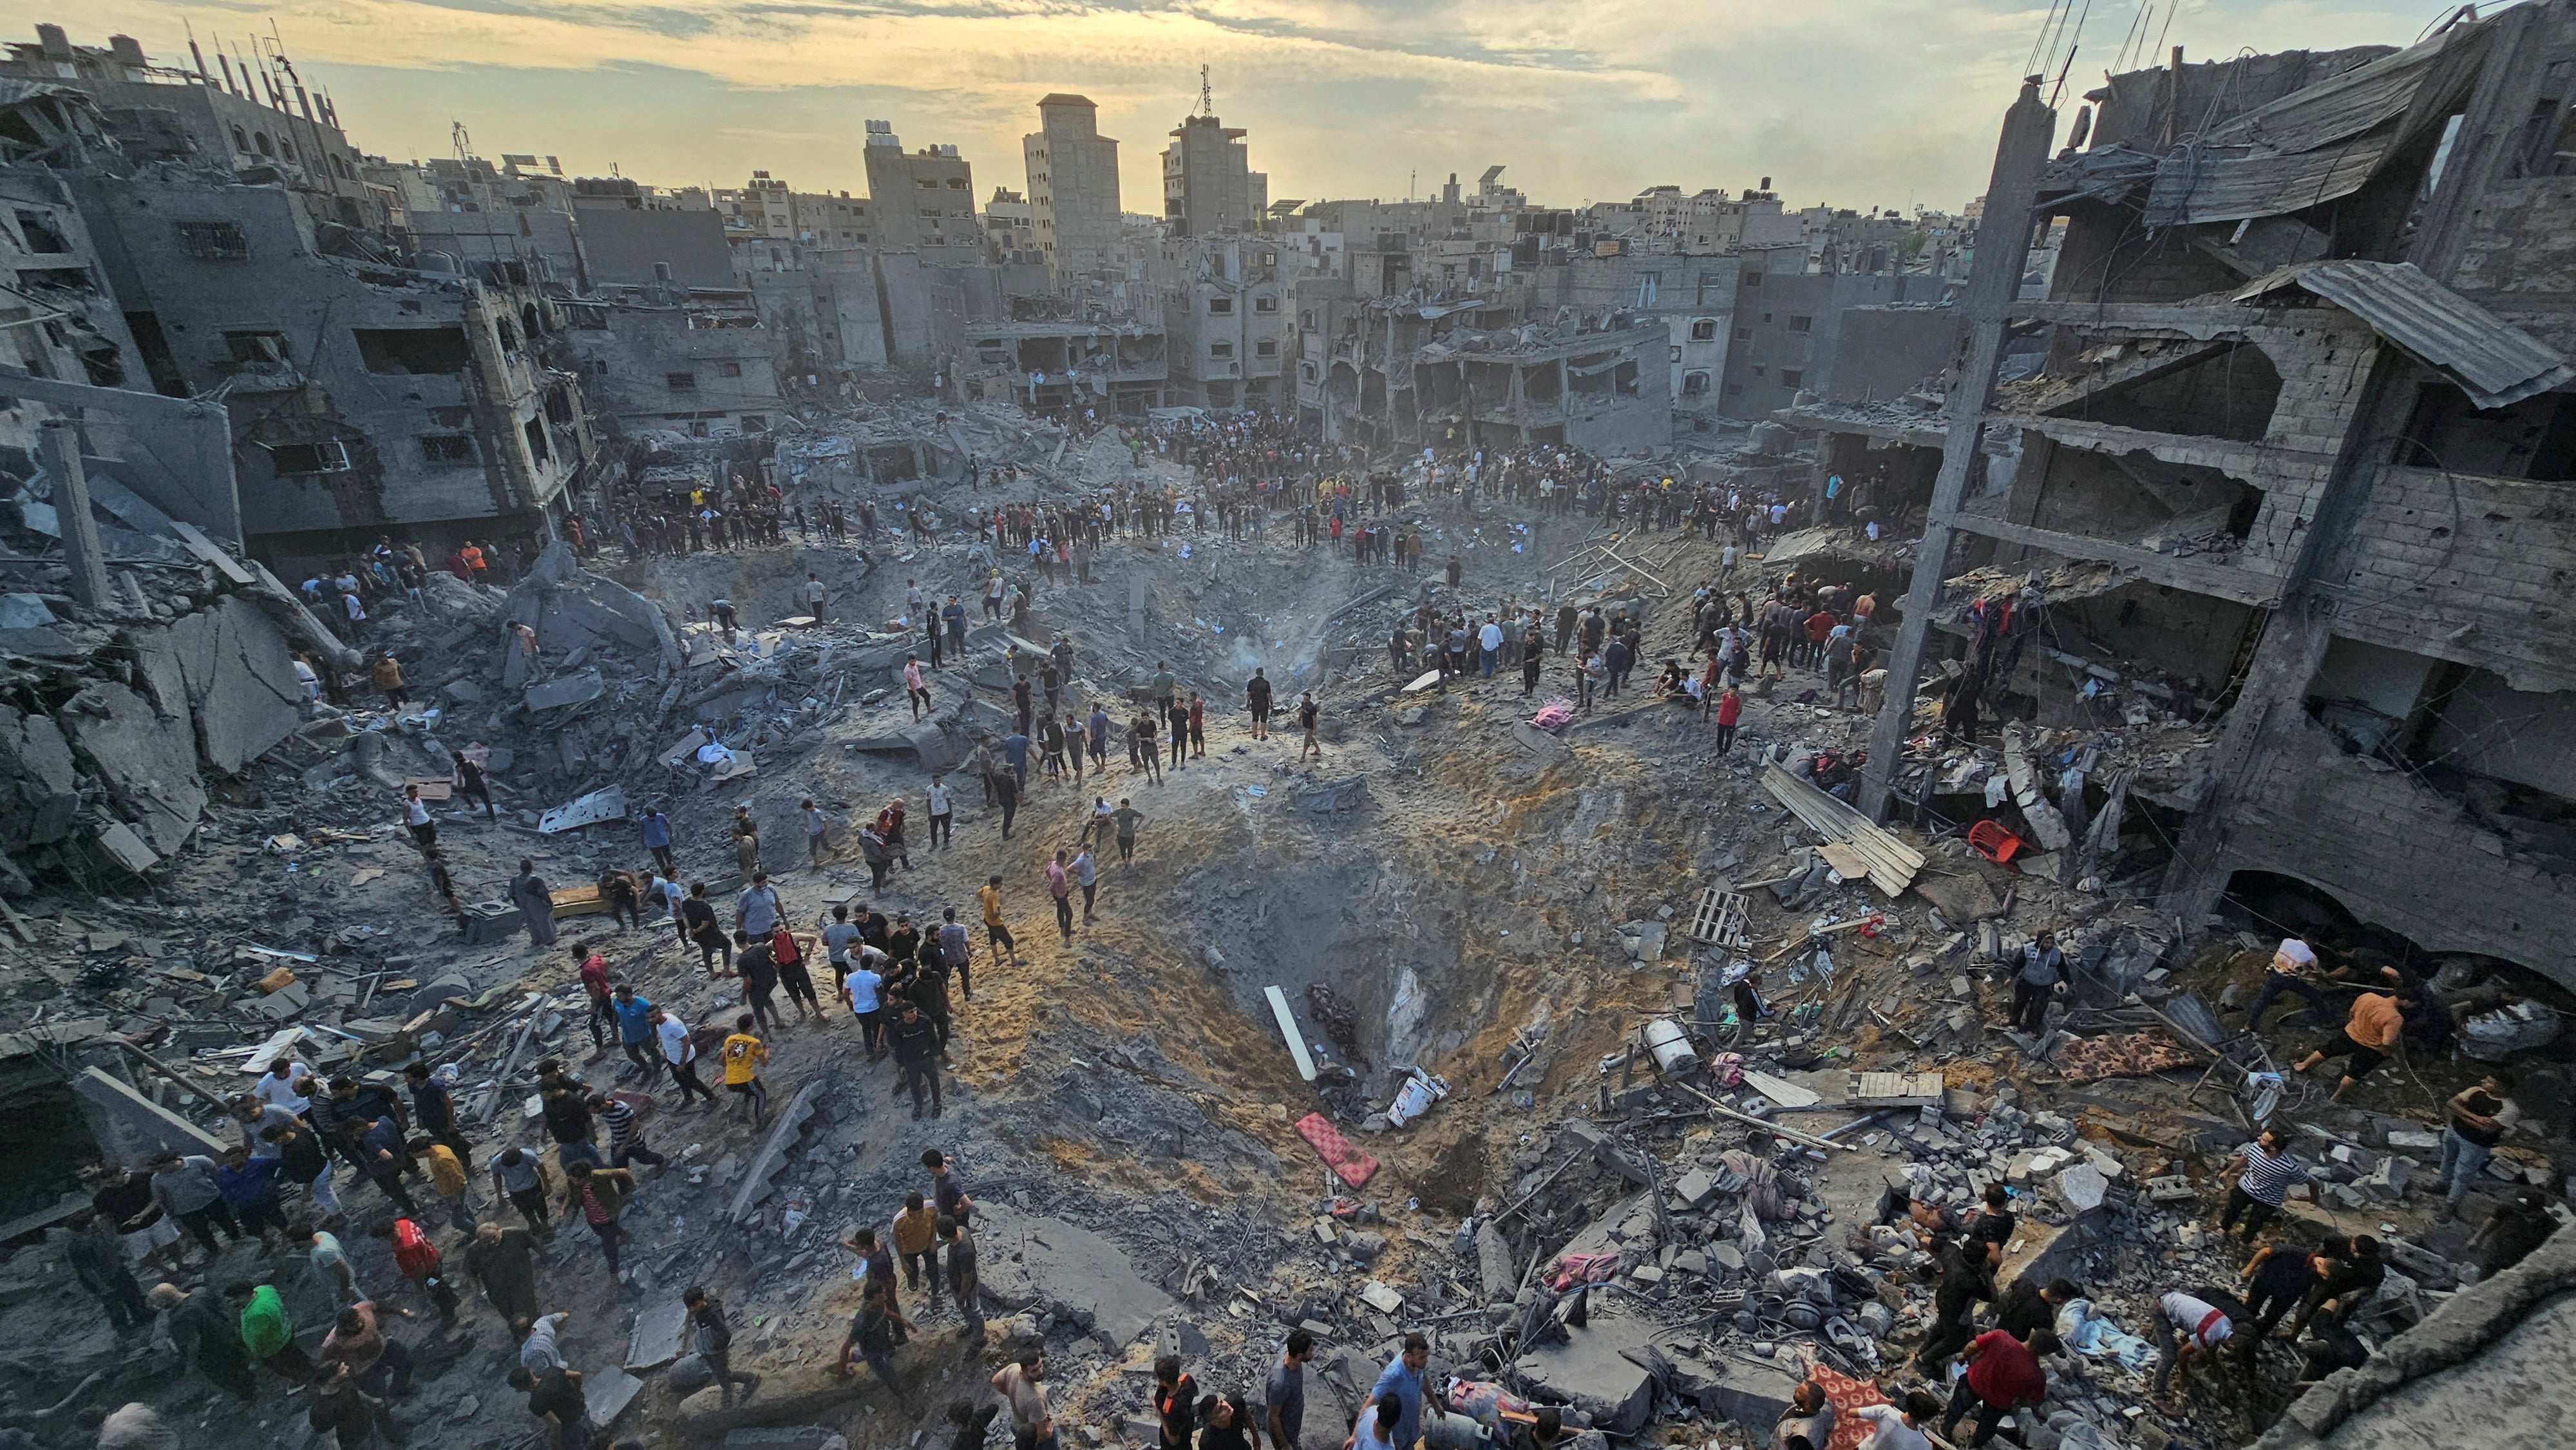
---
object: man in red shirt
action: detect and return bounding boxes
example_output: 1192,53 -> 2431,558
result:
1942,1327 -> 2055,1446
1802,608 -> 1837,671
577,943 -> 612,1052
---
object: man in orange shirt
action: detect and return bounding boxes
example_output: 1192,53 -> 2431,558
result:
2293,991 -> 2405,1100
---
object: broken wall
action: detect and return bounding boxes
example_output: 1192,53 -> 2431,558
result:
2325,463 -> 2576,693
2202,702 -> 2573,986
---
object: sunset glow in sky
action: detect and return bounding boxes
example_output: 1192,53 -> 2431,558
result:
27,0 -> 2440,214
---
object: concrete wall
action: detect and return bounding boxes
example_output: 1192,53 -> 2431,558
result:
577,203 -> 736,288
1828,306 -> 1960,405
2325,464 -> 2576,693
2201,701 -> 2571,981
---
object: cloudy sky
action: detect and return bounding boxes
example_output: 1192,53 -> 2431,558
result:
52,0 -> 2438,214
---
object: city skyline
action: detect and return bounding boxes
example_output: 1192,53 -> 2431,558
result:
32,0 -> 2440,218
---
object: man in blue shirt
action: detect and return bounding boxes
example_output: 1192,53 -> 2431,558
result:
641,809 -> 674,874
611,985 -> 660,1084
1003,731 -> 1031,793
1345,1333 -> 1427,1450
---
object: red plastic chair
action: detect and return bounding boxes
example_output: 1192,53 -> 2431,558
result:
1967,820 -> 2027,867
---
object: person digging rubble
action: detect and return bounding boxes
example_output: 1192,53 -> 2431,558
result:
1770,1380 -> 1835,1450
2150,1286 -> 2237,1402
1940,1326 -> 2054,1448
2290,988 -> 2404,1100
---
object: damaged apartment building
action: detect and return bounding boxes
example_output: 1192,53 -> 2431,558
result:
1831,3 -> 2576,991
0,26 -> 596,561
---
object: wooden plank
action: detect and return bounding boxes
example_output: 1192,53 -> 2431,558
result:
1816,842 -> 1875,879
1264,986 -> 1317,1082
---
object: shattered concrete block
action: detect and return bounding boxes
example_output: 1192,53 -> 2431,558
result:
584,1366 -> 644,1429
71,1066 -> 229,1162
626,1299 -> 689,1371
974,1200 -> 1177,1349
1515,1316 -> 1660,1433
1672,1169 -> 1716,1208
1359,1281 -> 1405,1314
63,681 -> 207,854
2056,1163 -> 2109,1214
524,667 -> 605,711
1670,1250 -> 1709,1278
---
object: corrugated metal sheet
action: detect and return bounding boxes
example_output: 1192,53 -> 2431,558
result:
2199,30 -> 2477,154
2056,21 -> 2488,228
2143,127 -> 2398,225
2235,261 -> 2576,408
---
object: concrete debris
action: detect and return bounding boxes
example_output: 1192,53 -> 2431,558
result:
973,1201 -> 1177,1350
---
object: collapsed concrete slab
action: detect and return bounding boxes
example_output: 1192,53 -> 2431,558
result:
627,1299 -> 689,1372
1512,1311 -> 1659,1433
61,681 -> 206,855
0,703 -> 80,852
526,668 -> 605,711
71,1066 -> 231,1163
174,598 -> 303,775
973,1200 -> 1178,1350
584,1365 -> 645,1431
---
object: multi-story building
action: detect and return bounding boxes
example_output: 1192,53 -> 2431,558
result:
862,121 -> 978,251
76,169 -> 594,556
1153,234 -> 1286,410
0,24 -> 376,225
1162,111 -> 1265,237
1857,8 -> 2576,988
1719,245 -> 1955,417
985,188 -> 1036,259
567,278 -> 785,439
1024,95 -> 1122,282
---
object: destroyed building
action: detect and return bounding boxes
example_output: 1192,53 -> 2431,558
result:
1846,5 -> 2576,990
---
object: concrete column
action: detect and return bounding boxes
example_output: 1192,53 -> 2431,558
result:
1859,79 -> 2057,819
41,418 -> 109,610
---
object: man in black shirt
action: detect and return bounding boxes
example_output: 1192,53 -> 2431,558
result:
2237,1242 -> 2321,1356
940,1212 -> 983,1344
66,1210 -> 151,1332
1998,1277 -> 2077,1342
892,1001 -> 943,1119
2291,1236 -> 2383,1338
736,931 -> 782,1035
683,1286 -> 761,1405
1245,669 -> 1273,739
508,1362 -> 593,1450
1913,1236 -> 1983,1369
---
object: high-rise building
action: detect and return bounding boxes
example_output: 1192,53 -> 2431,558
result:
1162,111 -> 1265,237
861,119 -> 978,251
1024,94 -> 1121,281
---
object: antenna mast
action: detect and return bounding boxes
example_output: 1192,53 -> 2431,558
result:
1197,64 -> 1212,117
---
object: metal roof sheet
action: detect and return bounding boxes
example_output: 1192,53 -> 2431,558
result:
2235,260 -> 2576,409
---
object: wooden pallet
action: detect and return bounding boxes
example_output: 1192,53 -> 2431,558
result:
1849,1070 -> 1946,1107
1688,885 -> 1752,946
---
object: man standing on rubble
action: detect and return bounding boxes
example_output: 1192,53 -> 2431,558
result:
1344,1333 -> 1428,1450
641,809 -> 675,875
2010,931 -> 2067,1036
510,860 -> 557,947
2432,1071 -> 2519,1216
2221,1128 -> 2317,1240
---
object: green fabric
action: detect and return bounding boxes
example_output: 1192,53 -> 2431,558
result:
241,1283 -> 291,1359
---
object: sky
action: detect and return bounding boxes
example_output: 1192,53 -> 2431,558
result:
22,0 -> 2442,216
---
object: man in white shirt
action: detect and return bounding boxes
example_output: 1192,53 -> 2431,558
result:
2236,935 -> 2331,1030
1477,619 -> 1504,679
926,775 -> 953,851
655,1008 -> 715,1107
1852,1391 -> 1939,1450
252,1060 -> 313,1114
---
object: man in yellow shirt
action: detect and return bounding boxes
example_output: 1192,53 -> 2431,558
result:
720,1013 -> 770,1129
978,875 -> 1019,970
2294,992 -> 2405,1101
410,1136 -> 472,1232
891,1190 -> 942,1309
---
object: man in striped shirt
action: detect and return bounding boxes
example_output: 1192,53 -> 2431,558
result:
588,1093 -> 667,1173
2221,1129 -> 2316,1241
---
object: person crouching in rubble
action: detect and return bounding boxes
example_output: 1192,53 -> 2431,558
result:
1770,1380 -> 1835,1450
